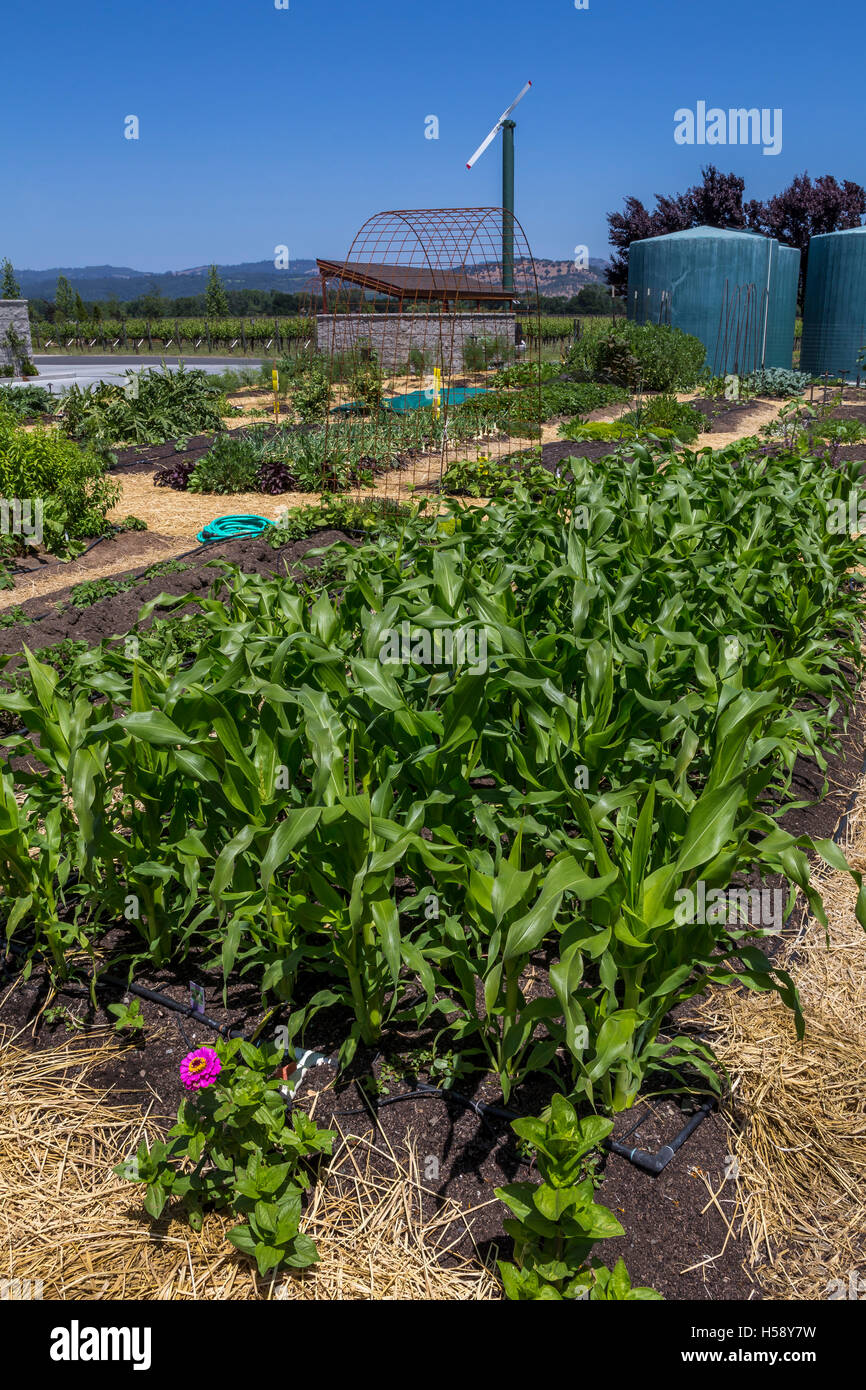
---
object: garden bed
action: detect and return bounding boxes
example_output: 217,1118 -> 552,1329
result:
1,515 -> 863,1301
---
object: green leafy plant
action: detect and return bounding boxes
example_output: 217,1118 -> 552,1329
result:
496,1096 -> 661,1300
622,392 -> 706,443
107,997 -> 144,1033
741,367 -> 813,398
565,321 -> 706,392
58,364 -> 225,448
116,1039 -> 334,1277
0,416 -> 121,547
291,367 -> 332,424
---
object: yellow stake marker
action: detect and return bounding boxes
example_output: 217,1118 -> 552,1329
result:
272,365 -> 279,423
432,366 -> 442,421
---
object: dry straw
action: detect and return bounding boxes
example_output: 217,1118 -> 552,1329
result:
695,778 -> 866,1300
0,1027 -> 495,1301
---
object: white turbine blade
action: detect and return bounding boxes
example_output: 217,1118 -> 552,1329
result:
500,79 -> 532,122
466,122 -> 502,170
466,81 -> 532,170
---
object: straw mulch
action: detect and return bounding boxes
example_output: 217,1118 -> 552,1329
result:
0,1028 -> 495,1301
693,782 -> 866,1300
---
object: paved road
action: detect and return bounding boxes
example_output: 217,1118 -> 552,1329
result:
7,355 -> 265,394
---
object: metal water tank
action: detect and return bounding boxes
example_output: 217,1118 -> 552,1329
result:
627,226 -> 799,374
801,227 -> 866,381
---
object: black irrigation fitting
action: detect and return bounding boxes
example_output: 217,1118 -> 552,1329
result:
337,1076 -> 715,1175
4,933 -> 715,1172
605,1100 -> 714,1174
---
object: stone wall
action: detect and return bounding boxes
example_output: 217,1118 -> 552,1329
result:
316,312 -> 516,373
0,300 -> 34,373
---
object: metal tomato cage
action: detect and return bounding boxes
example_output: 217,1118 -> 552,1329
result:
313,207 -> 542,503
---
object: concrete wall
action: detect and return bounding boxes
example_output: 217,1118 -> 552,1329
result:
0,300 -> 34,373
316,312 -> 516,373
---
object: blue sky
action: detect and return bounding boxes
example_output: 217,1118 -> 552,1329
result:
1,0 -> 862,272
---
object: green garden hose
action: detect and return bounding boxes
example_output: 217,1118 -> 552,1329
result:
195,514 -> 272,545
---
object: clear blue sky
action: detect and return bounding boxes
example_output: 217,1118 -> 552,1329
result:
1,0 -> 862,271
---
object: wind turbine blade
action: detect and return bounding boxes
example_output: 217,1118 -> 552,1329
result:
466,122 -> 502,170
500,79 -> 532,123
466,81 -> 532,170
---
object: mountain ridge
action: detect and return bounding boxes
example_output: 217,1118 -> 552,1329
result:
15,257 -> 609,303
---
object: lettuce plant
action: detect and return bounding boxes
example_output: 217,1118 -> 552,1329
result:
496,1095 -> 661,1300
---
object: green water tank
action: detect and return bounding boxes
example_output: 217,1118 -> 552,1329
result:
627,226 -> 799,374
801,228 -> 866,380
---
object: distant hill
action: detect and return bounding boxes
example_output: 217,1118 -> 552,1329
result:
16,256 -> 608,304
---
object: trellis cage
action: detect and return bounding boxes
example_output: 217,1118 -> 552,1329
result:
311,207 -> 541,511
629,286 -> 672,328
711,279 -> 767,378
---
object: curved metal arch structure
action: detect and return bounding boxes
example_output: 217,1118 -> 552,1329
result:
314,207 -> 541,506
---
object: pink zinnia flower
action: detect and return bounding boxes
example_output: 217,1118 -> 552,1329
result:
179,1046 -> 222,1090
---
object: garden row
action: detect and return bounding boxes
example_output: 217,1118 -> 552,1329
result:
1,421 -> 865,1293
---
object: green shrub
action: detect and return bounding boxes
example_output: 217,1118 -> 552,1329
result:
348,356 -> 385,413
622,393 -> 706,443
565,321 -> 706,392
0,385 -> 54,421
0,419 -> 121,546
188,434 -> 260,494
291,367 -> 332,423
462,335 -> 511,373
59,364 -> 225,447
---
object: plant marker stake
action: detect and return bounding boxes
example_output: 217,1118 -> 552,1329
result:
432,366 -> 442,421
189,982 -> 205,1016
272,362 -> 279,424
279,1047 -> 335,1097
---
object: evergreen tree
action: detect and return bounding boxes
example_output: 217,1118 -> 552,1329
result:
54,275 -> 76,321
205,264 -> 229,317
1,258 -> 20,298
74,291 -> 88,322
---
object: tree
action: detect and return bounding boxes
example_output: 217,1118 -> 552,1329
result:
74,291 -> 88,322
1,258 -> 20,298
606,166 -> 746,292
606,166 -> 865,301
205,264 -> 229,318
745,173 -> 866,300
139,284 -> 164,319
54,275 -> 76,321
575,282 -> 622,316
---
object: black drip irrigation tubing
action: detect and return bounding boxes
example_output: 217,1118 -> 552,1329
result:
3,936 -> 712,1173
8,530 -> 115,579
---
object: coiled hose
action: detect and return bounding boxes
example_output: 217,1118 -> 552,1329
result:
196,514 -> 272,545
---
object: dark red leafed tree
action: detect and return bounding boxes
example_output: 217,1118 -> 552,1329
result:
606,166 -> 746,292
607,166 -> 865,299
745,173 -> 866,297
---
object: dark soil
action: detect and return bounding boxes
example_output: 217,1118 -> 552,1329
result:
109,431 -> 223,475
0,528 -> 351,661
688,395 -> 773,433
1,526 -> 864,1301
